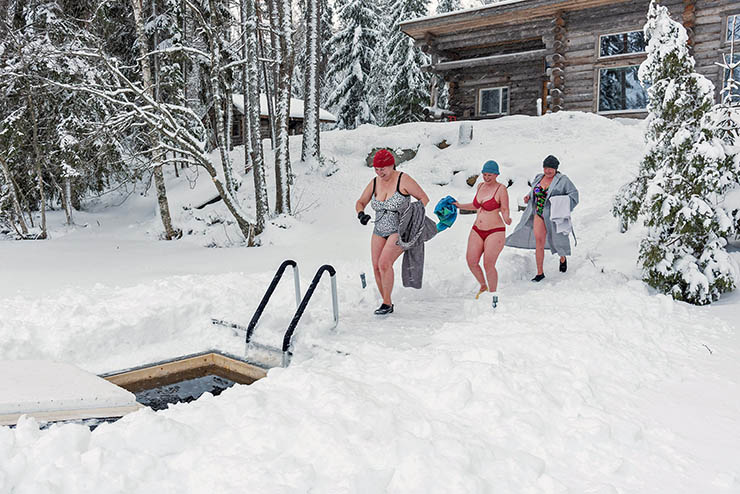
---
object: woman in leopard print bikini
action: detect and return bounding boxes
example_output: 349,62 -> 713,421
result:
355,149 -> 429,315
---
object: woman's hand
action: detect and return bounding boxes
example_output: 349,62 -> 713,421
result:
452,201 -> 460,208
523,194 -> 530,204
504,217 -> 512,226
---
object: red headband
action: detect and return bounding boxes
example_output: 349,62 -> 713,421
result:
373,149 -> 395,168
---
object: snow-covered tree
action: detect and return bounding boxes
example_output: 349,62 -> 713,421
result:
325,0 -> 380,129
436,0 -> 461,13
0,0 -> 127,237
131,0 -> 179,239
613,1 -> 740,304
241,0 -> 269,234
384,0 -> 431,125
269,0 -> 295,214
301,0 -> 321,162
318,0 -> 334,101
433,0 -> 460,109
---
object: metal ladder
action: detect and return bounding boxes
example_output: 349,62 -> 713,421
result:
212,260 -> 338,367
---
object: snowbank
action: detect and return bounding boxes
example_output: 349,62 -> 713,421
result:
0,112 -> 739,493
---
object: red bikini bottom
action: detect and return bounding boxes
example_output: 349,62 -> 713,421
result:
472,225 -> 506,241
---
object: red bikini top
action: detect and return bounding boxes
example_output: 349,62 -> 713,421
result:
473,184 -> 502,211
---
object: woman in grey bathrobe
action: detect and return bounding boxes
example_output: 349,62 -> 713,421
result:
505,155 -> 579,282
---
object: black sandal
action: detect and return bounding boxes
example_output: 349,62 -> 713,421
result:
374,303 -> 394,315
560,258 -> 567,273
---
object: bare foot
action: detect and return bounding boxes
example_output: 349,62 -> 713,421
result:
475,286 -> 488,299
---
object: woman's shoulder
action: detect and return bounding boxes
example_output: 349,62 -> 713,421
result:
399,170 -> 419,184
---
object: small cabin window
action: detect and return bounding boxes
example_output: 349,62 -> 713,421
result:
478,87 -> 509,116
231,119 -> 241,139
597,65 -> 648,113
721,53 -> 740,102
727,15 -> 740,42
599,31 -> 646,58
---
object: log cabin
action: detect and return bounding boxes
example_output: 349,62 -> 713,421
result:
400,0 -> 740,119
229,95 -> 337,146
203,95 -> 337,149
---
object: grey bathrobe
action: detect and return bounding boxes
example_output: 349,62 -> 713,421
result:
397,201 -> 437,289
506,172 -> 579,256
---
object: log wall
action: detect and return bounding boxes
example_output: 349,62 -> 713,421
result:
446,56 -> 546,118
423,0 -> 740,120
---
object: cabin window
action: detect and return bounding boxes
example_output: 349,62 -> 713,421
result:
231,119 -> 241,139
478,87 -> 509,116
599,31 -> 646,58
727,15 -> 740,42
597,65 -> 648,113
721,53 -> 740,101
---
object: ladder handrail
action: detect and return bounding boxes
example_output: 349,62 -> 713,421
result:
246,259 -> 301,344
282,264 -> 338,366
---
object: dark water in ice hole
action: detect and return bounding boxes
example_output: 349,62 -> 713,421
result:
135,375 -> 238,411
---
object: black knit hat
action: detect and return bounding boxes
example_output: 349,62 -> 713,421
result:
543,155 -> 560,169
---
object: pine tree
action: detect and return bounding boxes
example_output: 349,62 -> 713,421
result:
435,0 -> 461,13
613,1 -> 740,304
384,0 -> 431,125
318,0 -> 334,103
433,0 -> 460,109
325,0 -> 380,129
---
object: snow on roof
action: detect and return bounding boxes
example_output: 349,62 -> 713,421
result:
232,94 -> 337,123
0,360 -> 137,415
400,0 -> 530,27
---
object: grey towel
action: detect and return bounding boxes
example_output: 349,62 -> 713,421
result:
397,201 -> 437,289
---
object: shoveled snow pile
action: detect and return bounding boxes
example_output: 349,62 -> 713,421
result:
0,112 -> 739,493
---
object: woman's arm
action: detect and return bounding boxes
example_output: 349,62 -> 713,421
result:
453,201 -> 476,211
355,181 -> 373,214
454,183 -> 480,211
523,174 -> 542,203
499,187 -> 512,225
401,174 -> 429,207
564,176 -> 579,210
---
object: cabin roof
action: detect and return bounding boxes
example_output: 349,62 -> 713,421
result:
400,0 -> 631,39
232,94 -> 337,123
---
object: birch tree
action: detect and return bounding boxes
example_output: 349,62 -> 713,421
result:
270,0 -> 294,214
131,0 -> 179,239
241,0 -> 269,234
301,0 -> 321,162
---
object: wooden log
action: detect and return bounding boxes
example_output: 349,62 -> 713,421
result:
431,48 -> 546,71
435,25 -> 550,50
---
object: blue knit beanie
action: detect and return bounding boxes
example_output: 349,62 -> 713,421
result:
482,160 -> 500,175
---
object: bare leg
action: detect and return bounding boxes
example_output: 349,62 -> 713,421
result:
465,229 -> 487,291
482,231 -> 506,292
377,233 -> 404,305
533,215 -> 547,275
371,234 -> 386,297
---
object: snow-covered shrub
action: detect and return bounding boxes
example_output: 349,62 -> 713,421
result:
613,0 -> 740,305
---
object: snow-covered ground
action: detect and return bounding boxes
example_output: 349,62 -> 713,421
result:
1,113 -> 739,493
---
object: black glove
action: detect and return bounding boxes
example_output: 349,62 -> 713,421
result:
357,211 -> 371,225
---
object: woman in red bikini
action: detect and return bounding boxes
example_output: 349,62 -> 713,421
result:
454,160 -> 511,309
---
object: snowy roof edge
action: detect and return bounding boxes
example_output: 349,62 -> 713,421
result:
399,0 -> 530,29
232,94 -> 337,123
